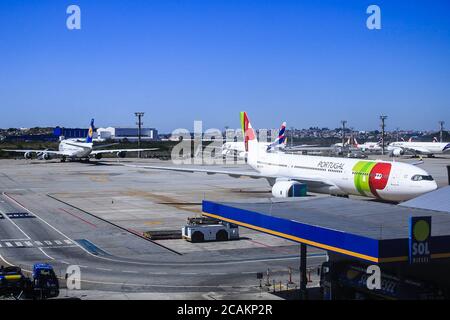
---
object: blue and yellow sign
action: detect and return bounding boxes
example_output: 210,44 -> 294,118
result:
409,216 -> 431,264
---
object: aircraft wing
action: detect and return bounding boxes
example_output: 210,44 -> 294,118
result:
90,148 -> 159,155
122,163 -> 336,188
396,146 -> 431,155
2,149 -> 66,155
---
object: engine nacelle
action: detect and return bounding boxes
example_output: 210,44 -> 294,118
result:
42,153 -> 52,160
24,152 -> 32,159
271,180 -> 307,198
392,148 -> 404,156
95,153 -> 103,160
116,151 -> 126,158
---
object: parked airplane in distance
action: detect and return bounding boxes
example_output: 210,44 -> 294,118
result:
124,112 -> 437,202
388,137 -> 450,157
3,119 -> 158,162
351,138 -> 382,152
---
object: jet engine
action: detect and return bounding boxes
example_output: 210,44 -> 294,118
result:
271,180 -> 307,198
95,153 -> 103,160
391,148 -> 404,156
24,152 -> 32,159
116,151 -> 126,158
42,153 -> 52,160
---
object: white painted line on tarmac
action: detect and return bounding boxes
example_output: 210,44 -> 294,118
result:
64,240 -> 72,244
149,272 -> 168,275
60,260 -> 70,265
14,242 -> 23,247
0,207 -> 31,240
39,248 -> 55,260
24,241 -> 33,247
96,267 -> 112,271
41,245 -> 77,249
34,241 -> 43,246
180,272 -> 198,275
122,270 -> 138,274
210,272 -> 227,275
54,240 -> 62,245
44,241 -> 52,245
5,242 -> 12,247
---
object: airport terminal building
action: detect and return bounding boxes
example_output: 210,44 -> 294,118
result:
96,127 -> 158,141
52,126 -> 158,141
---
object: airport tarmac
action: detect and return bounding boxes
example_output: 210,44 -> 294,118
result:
0,154 -> 448,299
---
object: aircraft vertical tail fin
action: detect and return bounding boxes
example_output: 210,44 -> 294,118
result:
267,121 -> 287,151
240,112 -> 257,152
86,119 -> 95,143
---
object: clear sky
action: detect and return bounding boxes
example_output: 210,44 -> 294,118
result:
0,0 -> 449,132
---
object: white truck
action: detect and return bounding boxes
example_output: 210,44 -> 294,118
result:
182,217 -> 239,243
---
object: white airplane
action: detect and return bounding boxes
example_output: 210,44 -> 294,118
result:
352,138 -> 381,152
388,137 -> 450,157
124,112 -> 437,202
3,119 -> 158,162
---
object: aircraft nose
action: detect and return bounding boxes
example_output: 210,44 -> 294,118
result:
426,181 -> 438,193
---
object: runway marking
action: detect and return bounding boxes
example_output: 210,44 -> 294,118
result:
59,208 -> 97,228
180,272 -> 198,275
64,240 -> 73,244
60,260 -> 70,264
0,207 -> 31,240
210,272 -> 227,275
149,272 -> 168,275
122,270 -> 138,274
39,248 -> 55,260
95,267 -> 112,271
0,240 -> 77,249
41,245 -> 78,249
241,271 -> 256,274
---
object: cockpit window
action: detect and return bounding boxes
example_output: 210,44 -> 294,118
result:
411,175 -> 434,181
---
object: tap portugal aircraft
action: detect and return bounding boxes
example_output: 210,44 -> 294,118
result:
3,119 -> 158,162
125,113 -> 437,202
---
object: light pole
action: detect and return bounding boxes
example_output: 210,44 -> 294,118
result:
439,121 -> 445,143
380,115 -> 388,155
341,120 -> 347,146
135,112 -> 144,158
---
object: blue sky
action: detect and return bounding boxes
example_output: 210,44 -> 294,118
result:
0,0 -> 449,132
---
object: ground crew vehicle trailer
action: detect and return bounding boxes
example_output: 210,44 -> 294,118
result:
182,222 -> 239,243
31,263 -> 59,299
0,264 -> 59,300
0,266 -> 30,299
